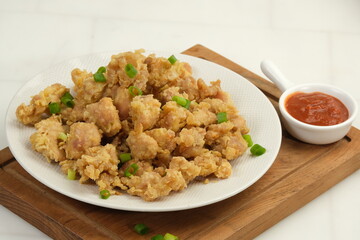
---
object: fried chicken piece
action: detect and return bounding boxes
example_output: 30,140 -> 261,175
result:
76,144 -> 119,183
106,49 -> 149,90
96,173 -> 127,194
157,86 -> 189,104
187,101 -> 217,127
16,83 -> 68,125
126,125 -> 159,161
202,98 -> 249,134
29,115 -> 65,162
229,115 -> 249,134
214,159 -> 232,179
145,128 -> 176,152
59,159 -> 77,174
65,122 -> 102,160
197,79 -> 222,101
193,150 -> 232,178
205,122 -> 235,145
193,150 -> 222,177
176,127 -> 206,158
171,76 -> 199,101
60,99 -> 85,125
129,95 -> 161,131
145,54 -> 192,88
212,131 -> 248,160
145,128 -> 176,167
84,97 -> 121,137
111,86 -> 132,120
71,68 -> 107,105
121,169 -> 186,201
169,157 -> 201,183
157,101 -> 188,132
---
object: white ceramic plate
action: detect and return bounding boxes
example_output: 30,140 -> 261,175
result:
6,51 -> 282,212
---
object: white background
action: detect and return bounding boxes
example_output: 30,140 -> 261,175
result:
0,0 -> 359,239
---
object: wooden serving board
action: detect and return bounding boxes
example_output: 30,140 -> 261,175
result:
1,45 -> 359,240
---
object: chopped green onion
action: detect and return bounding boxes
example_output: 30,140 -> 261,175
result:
125,63 -> 138,78
134,223 -> 149,235
100,189 -> 111,199
67,169 -> 76,180
168,55 -> 177,65
250,144 -> 266,156
172,96 -> 191,109
164,233 -> 179,240
216,112 -> 228,123
93,72 -> 106,82
93,66 -> 107,82
184,99 -> 191,109
97,66 -> 106,74
125,163 -> 139,177
58,132 -> 68,141
119,153 -> 132,163
48,102 -> 61,114
128,86 -> 143,96
242,134 -> 253,147
60,92 -> 74,108
151,234 -> 164,240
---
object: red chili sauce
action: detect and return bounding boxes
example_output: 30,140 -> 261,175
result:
285,91 -> 349,126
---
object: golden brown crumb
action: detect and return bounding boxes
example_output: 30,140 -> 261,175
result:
30,115 -> 65,162
16,83 -> 68,125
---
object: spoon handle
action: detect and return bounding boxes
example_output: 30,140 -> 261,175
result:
260,60 -> 294,93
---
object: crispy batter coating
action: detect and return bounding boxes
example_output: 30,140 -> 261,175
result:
212,131 -> 248,160
194,150 -> 222,176
65,122 -> 102,160
193,150 -> 232,178
106,49 -> 149,89
145,54 -> 192,88
121,169 -> 186,201
60,99 -> 86,124
16,83 -> 68,125
129,95 -> 161,131
71,68 -> 107,104
169,157 -> 201,183
111,86 -> 132,120
176,127 -> 206,158
29,115 -> 65,162
157,101 -> 188,132
77,144 -> 119,183
187,101 -> 217,127
84,97 -> 121,137
18,50 -> 250,201
126,126 -> 159,161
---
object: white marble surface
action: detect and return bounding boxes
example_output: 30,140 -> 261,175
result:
0,0 -> 359,239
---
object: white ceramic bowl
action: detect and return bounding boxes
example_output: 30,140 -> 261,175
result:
261,60 -> 358,145
279,83 -> 358,144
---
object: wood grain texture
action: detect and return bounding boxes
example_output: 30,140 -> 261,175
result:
1,45 -> 359,240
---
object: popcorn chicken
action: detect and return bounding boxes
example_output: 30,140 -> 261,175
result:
157,101 -> 188,132
76,144 -> 119,183
16,83 -> 68,125
129,95 -> 161,131
126,125 -> 159,161
29,115 -> 65,162
176,127 -> 206,158
65,122 -> 102,160
84,97 -> 121,137
71,68 -> 107,105
106,49 -> 149,90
